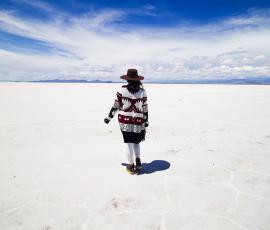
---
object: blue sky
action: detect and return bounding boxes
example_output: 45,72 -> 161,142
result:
0,0 -> 270,81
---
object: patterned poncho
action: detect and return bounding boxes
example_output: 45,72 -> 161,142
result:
107,86 -> 148,134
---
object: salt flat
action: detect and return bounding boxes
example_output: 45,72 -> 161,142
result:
0,83 -> 270,230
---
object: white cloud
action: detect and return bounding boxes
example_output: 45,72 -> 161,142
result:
224,8 -> 270,27
14,0 -> 57,12
0,5 -> 270,81
142,4 -> 156,11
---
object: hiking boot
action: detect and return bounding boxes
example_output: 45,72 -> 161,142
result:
135,158 -> 143,171
126,163 -> 135,174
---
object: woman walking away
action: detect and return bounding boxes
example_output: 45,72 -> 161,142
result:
104,69 -> 149,174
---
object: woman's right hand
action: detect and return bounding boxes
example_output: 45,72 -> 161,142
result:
104,117 -> 110,124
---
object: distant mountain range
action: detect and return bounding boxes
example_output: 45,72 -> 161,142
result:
29,79 -> 113,83
4,77 -> 270,84
151,77 -> 270,84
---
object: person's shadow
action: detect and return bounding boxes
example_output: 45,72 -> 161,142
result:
122,160 -> 170,175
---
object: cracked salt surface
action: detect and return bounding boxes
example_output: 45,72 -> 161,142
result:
1,83 -> 270,230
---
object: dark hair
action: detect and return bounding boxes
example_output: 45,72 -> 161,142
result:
123,80 -> 143,94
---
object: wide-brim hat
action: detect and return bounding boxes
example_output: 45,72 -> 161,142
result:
120,69 -> 144,81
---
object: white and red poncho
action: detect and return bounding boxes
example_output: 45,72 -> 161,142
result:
107,85 -> 148,143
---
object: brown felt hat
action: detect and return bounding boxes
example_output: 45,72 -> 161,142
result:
120,69 -> 144,81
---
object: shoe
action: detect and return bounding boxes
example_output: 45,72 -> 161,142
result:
126,164 -> 136,174
135,158 -> 143,171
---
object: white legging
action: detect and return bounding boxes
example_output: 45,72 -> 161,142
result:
126,143 -> 140,164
